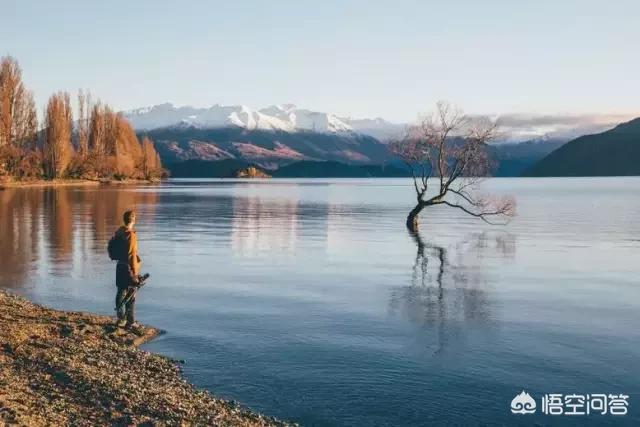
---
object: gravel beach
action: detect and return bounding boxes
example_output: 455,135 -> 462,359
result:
0,290 -> 290,426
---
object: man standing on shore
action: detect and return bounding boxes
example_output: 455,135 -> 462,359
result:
113,210 -> 141,329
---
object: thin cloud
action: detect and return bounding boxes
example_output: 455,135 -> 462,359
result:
495,113 -> 636,128
486,113 -> 639,142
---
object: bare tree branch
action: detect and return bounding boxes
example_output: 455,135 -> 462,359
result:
391,101 -> 516,231
439,200 -> 514,225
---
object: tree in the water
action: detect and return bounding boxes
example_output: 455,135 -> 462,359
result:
391,102 -> 515,231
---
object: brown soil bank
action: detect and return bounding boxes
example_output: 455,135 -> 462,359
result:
0,291 -> 289,426
0,178 -> 161,189
0,179 -> 101,189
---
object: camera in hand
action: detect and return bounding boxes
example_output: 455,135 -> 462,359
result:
137,273 -> 150,286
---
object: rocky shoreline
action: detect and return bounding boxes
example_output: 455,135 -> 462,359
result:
0,291 -> 289,426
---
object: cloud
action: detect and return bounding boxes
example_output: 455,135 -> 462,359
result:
495,113 -> 635,128
489,113 -> 638,142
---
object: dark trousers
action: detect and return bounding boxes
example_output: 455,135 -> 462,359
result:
115,286 -> 136,323
116,262 -> 137,323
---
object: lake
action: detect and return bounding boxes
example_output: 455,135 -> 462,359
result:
1,178 -> 639,426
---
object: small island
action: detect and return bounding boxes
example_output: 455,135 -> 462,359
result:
234,166 -> 271,178
0,291 -> 288,426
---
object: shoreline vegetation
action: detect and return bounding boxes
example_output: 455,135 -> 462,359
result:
0,56 -> 165,184
0,290 -> 289,426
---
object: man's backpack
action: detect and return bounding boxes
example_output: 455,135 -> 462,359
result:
107,232 -> 126,261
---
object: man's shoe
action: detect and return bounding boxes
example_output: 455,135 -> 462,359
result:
125,321 -> 142,331
116,319 -> 127,328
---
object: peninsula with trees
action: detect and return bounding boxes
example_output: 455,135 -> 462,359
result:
0,56 -> 164,185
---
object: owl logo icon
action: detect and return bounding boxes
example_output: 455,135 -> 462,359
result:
511,391 -> 537,414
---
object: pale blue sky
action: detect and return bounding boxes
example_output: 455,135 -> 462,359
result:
2,0 -> 639,122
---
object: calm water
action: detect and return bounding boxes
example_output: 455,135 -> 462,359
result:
1,178 -> 639,426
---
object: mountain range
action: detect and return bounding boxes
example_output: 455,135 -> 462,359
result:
124,102 -> 638,178
144,126 -> 391,170
125,103 -> 404,140
168,159 -> 410,178
525,117 -> 640,176
124,103 -> 630,142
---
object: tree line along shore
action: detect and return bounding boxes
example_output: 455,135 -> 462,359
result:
0,56 -> 165,184
0,290 -> 290,426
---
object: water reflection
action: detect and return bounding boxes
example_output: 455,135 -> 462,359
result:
389,230 -> 515,354
3,179 -> 639,426
0,189 -> 42,289
231,196 -> 300,256
0,186 -> 158,289
43,188 -> 73,266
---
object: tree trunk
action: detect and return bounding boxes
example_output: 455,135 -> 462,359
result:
406,203 -> 425,232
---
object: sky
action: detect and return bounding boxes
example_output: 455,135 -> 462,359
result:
2,0 -> 639,123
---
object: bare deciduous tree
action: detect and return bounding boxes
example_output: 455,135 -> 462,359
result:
140,136 -> 162,179
113,114 -> 142,177
43,92 -> 74,179
0,56 -> 38,177
86,102 -> 112,176
391,102 -> 515,231
88,102 -> 112,158
1,56 -> 164,182
0,56 -> 37,148
77,89 -> 92,155
85,101 -> 164,179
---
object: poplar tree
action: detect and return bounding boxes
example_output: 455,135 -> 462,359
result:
0,56 -> 38,176
43,92 -> 74,179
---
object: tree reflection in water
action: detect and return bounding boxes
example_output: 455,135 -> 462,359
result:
389,229 -> 515,354
0,186 -> 158,290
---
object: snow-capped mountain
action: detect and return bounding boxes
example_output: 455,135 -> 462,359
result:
124,103 -> 295,132
123,103 -> 634,144
340,117 -> 406,140
258,104 -> 353,133
124,103 -> 365,134
125,104 -> 637,176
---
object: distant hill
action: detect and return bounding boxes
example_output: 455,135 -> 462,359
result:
150,126 -> 567,178
272,161 -> 409,178
167,159 -> 408,178
525,118 -> 640,176
144,126 -> 390,169
489,138 -> 566,177
167,159 -> 256,178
